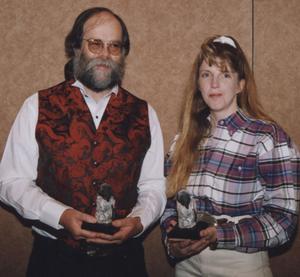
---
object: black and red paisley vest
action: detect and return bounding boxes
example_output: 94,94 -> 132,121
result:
35,80 -> 150,241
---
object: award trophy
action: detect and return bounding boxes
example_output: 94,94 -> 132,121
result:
168,190 -> 217,240
82,183 -> 119,234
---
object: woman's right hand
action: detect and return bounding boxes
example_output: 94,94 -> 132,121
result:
167,237 -> 210,258
166,219 -> 177,233
166,221 -> 215,258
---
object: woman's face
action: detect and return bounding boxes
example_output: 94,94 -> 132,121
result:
198,59 -> 244,121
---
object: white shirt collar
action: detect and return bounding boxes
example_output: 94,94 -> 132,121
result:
71,80 -> 119,98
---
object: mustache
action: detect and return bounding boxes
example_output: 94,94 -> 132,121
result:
85,58 -> 116,71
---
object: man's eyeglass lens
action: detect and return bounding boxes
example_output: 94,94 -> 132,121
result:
84,39 -> 122,55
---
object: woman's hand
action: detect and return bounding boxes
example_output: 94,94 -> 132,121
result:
200,226 -> 217,245
167,226 -> 217,258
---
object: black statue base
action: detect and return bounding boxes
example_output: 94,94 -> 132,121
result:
82,222 -> 119,234
168,221 -> 210,240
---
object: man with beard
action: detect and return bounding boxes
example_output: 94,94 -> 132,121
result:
0,7 -> 166,277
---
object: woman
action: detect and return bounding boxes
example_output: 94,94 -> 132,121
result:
160,35 -> 299,276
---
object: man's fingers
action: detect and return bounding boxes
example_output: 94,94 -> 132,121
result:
85,228 -> 125,244
80,213 -> 97,224
111,219 -> 124,227
59,208 -> 100,240
111,217 -> 143,240
79,229 -> 101,239
87,238 -> 122,245
60,212 -> 142,243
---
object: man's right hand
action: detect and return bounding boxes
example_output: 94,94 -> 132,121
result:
59,208 -> 98,240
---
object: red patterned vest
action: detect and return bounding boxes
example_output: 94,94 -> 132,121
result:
35,80 -> 150,242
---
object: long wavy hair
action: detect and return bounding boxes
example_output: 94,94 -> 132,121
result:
167,35 -> 273,197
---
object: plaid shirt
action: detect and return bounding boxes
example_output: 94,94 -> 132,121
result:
161,110 -> 299,253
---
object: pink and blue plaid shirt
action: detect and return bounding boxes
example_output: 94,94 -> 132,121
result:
161,110 -> 299,253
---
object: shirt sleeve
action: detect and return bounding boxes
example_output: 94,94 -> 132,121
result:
215,128 -> 300,252
0,94 -> 70,229
127,104 -> 166,233
159,136 -> 179,250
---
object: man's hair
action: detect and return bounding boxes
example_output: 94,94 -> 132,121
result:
65,7 -> 130,58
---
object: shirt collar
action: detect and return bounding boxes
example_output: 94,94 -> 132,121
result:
216,109 -> 251,135
71,80 -> 119,98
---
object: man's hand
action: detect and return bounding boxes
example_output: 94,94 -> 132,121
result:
87,216 -> 143,245
59,208 -> 98,240
167,226 -> 217,258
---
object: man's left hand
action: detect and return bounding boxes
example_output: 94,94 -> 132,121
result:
86,217 -> 143,244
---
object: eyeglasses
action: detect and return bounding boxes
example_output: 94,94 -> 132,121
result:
83,38 -> 123,56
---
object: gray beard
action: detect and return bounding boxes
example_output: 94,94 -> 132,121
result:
73,54 -> 125,92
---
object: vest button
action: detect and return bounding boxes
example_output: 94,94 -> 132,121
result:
92,180 -> 97,186
92,202 -> 96,207
93,141 -> 98,146
93,161 -> 99,167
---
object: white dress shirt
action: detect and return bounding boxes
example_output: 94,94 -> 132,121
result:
0,81 -> 166,238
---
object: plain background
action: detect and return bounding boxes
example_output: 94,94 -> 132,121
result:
0,0 -> 299,276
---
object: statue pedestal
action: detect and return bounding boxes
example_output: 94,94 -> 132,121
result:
82,222 -> 119,234
168,220 -> 210,240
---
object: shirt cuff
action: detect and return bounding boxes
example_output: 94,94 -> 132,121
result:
127,207 -> 148,236
127,192 -> 166,236
40,199 -> 71,229
216,224 -> 237,249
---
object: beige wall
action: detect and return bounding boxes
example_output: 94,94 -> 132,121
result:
0,0 -> 299,276
255,1 -> 300,276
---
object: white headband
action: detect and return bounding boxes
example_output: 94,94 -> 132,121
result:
213,36 -> 236,48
